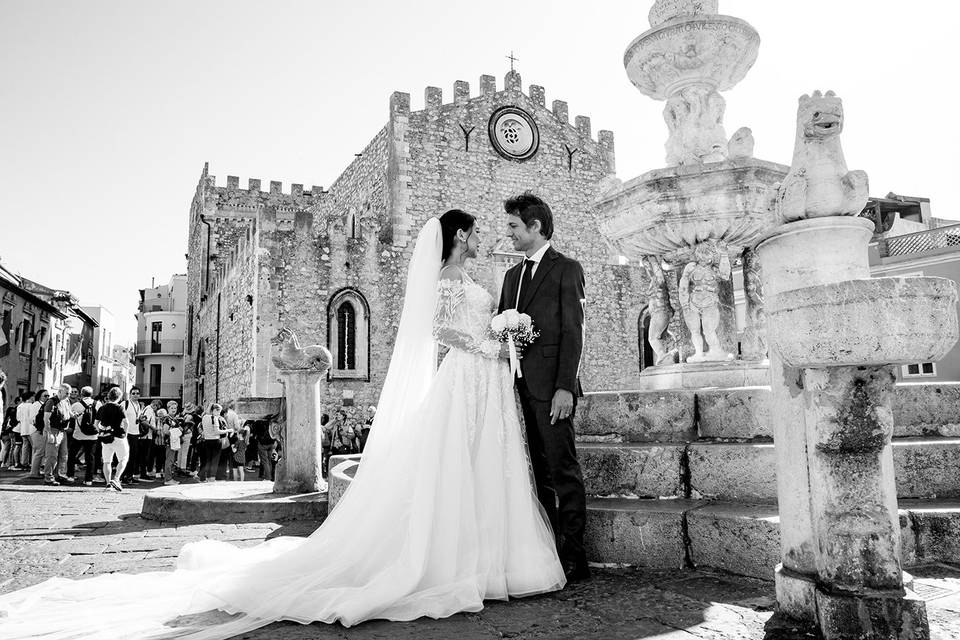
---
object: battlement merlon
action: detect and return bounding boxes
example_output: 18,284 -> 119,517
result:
202,172 -> 326,201
389,75 -> 613,146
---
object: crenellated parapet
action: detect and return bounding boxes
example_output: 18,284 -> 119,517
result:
387,72 -> 615,151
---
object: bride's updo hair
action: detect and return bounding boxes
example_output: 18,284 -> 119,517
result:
438,209 -> 476,261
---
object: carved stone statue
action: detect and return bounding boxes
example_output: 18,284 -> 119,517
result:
663,84 -> 729,165
678,243 -> 733,363
740,248 -> 767,360
727,126 -> 754,159
777,90 -> 869,222
642,256 -> 676,365
271,328 -> 333,372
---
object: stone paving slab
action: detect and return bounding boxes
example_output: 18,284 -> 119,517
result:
3,468 -> 960,639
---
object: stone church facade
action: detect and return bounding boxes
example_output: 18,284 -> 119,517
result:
184,71 -> 645,413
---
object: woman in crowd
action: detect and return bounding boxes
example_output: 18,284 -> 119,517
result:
198,403 -> 230,482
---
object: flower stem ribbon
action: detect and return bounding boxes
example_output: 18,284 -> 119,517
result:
507,334 -> 522,378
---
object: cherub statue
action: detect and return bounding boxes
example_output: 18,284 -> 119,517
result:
678,243 -> 733,363
271,328 -> 333,372
641,256 -> 676,366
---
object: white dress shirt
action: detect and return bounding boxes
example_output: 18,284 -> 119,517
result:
515,243 -> 551,308
16,401 -> 33,436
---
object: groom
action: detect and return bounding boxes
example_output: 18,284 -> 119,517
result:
498,192 -> 589,582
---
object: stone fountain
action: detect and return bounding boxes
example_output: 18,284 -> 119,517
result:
755,89 -> 957,639
599,0 -> 788,389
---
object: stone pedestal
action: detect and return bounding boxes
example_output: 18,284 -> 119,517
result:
756,216 -> 957,640
273,369 -> 326,494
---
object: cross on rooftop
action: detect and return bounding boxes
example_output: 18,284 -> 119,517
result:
506,51 -> 519,72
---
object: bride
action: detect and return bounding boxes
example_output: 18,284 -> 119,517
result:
0,210 -> 566,639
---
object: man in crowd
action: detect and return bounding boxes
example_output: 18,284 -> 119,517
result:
42,383 -> 74,486
221,400 -> 241,480
1,394 -> 21,468
360,405 -> 376,452
68,386 -> 99,486
120,386 -> 152,484
23,388 -> 49,477
253,418 -> 278,481
97,386 -> 129,491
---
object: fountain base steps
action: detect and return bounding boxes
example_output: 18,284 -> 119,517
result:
141,481 -> 329,524
586,498 -> 960,580
579,439 -> 960,502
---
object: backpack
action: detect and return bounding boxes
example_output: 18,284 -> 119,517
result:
77,400 -> 97,436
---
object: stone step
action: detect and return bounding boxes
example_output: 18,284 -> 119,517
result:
577,383 -> 960,443
585,498 -> 960,580
579,439 -> 960,501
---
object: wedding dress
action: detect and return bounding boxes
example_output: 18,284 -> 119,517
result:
0,218 -> 564,639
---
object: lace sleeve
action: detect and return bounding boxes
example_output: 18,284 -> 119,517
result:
433,279 -> 500,358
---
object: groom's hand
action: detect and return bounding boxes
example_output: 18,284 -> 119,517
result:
550,389 -> 574,425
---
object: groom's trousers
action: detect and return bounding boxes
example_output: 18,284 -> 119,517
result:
516,378 -> 588,567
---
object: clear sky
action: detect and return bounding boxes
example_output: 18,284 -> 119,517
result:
2,0 -> 957,345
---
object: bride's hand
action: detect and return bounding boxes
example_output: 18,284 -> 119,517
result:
498,343 -> 524,360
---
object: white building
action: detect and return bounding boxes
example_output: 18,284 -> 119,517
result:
135,275 -> 186,403
81,305 -> 116,393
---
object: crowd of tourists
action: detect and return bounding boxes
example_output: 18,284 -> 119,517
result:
0,384 -> 282,491
320,405 -> 376,478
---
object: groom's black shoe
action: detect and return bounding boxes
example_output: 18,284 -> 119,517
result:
563,559 -> 591,583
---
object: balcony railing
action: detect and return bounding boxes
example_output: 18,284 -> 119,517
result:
139,299 -> 177,313
135,339 -> 184,356
879,223 -> 960,258
141,383 -> 183,399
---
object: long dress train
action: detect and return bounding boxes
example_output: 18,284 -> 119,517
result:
0,266 -> 564,639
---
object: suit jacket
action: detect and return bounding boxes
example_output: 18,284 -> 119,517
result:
498,246 -> 585,402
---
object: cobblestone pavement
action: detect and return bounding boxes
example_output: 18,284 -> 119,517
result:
2,468 -> 959,639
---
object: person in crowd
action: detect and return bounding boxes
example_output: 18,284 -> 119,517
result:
96,386 -> 129,491
230,421 -> 251,482
68,386 -> 98,486
165,412 -> 182,486
328,409 -> 358,456
120,386 -> 151,484
1,395 -> 21,468
360,405 -> 376,453
199,402 -> 230,482
153,408 -> 170,479
10,392 -> 32,470
24,388 -> 48,477
183,402 -> 203,474
319,413 -> 330,478
220,401 -> 241,480
179,414 -> 195,476
252,418 -> 278,481
42,383 -> 74,486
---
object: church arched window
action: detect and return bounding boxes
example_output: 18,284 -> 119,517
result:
337,301 -> 356,370
347,210 -> 357,239
328,288 -> 370,380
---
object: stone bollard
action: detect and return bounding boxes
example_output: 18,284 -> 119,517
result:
269,328 -> 332,494
756,216 -> 957,639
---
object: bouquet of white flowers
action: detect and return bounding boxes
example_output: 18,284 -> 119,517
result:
490,309 -> 539,378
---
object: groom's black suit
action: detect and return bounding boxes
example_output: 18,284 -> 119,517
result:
498,245 -> 588,573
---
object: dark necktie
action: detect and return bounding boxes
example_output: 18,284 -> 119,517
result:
518,259 -> 535,306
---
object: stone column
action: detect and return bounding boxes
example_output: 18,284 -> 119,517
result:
757,216 -> 956,639
269,329 -> 332,495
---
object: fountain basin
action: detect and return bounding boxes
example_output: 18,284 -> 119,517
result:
598,158 -> 786,258
766,277 -> 959,368
624,14 -> 760,99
